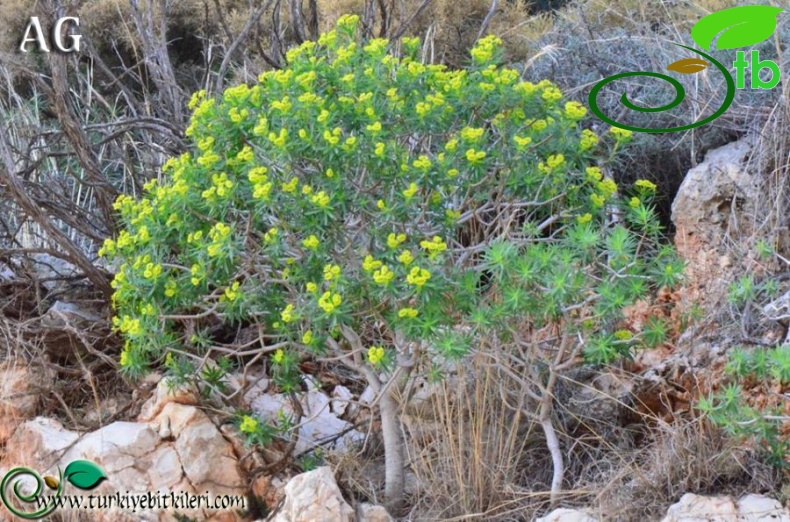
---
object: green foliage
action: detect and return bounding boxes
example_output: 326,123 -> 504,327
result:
482,205 -> 676,366
702,344 -> 790,467
296,449 -> 325,472
236,410 -> 291,447
641,316 -> 670,349
101,15 -> 678,451
755,238 -> 775,261
728,275 -> 757,306
727,274 -> 782,309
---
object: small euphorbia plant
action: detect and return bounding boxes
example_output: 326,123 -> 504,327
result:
700,344 -> 790,468
100,15 -> 675,509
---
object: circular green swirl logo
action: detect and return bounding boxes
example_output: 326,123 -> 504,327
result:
588,45 -> 735,134
0,460 -> 106,519
0,467 -> 63,519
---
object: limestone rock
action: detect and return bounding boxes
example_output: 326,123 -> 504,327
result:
331,385 -> 353,417
137,378 -> 199,422
356,502 -> 394,522
269,467 -> 354,522
536,508 -> 599,522
736,494 -> 790,521
661,493 -> 790,522
0,360 -> 41,443
2,403 -> 247,521
248,388 -> 362,454
41,300 -> 101,327
661,493 -> 738,521
763,291 -> 790,342
251,474 -> 287,510
671,138 -> 759,309
671,138 -> 757,234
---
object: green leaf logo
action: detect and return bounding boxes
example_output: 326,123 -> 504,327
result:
692,5 -> 783,51
63,461 -> 107,490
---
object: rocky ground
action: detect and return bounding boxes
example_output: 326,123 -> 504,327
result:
1,134 -> 789,521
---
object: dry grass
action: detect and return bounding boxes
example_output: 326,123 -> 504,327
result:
403,354 -> 546,521
390,355 -> 782,521
592,415 -> 780,520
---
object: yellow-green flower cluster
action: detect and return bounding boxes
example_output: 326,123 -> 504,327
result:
185,96 -> 215,137
635,179 -> 657,192
465,149 -> 486,164
164,278 -> 178,298
113,315 -> 143,336
538,153 -> 566,174
514,135 -> 532,149
596,178 -> 618,198
387,233 -> 406,249
579,129 -> 599,151
585,166 -> 603,182
406,266 -> 431,287
363,255 -> 383,272
541,84 -> 563,103
372,265 -> 394,286
281,304 -> 296,323
191,263 -> 205,286
588,176 -> 618,208
460,127 -> 485,142
318,291 -> 342,314
202,172 -> 233,201
207,222 -> 232,257
367,345 -> 386,366
403,182 -> 419,200
310,190 -> 331,208
398,307 -> 419,318
609,126 -> 633,142
614,329 -> 633,341
398,250 -> 414,266
263,227 -> 278,244
223,281 -> 242,302
564,101 -> 587,120
239,415 -> 259,434
303,235 -> 320,249
420,236 -> 447,259
323,264 -> 341,281
188,89 -> 207,111
143,262 -> 162,280
413,155 -> 432,170
470,35 -> 503,65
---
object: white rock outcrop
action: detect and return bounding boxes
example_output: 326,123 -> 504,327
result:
246,377 -> 362,454
0,360 -> 41,444
269,466 -> 354,522
1,380 -> 247,522
536,508 -> 599,522
671,137 -> 759,311
661,493 -> 790,522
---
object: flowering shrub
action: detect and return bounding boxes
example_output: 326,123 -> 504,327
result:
101,14 -> 679,507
